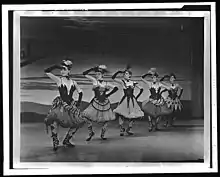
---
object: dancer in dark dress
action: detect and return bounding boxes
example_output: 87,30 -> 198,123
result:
112,65 -> 144,136
160,73 -> 184,127
141,68 -> 172,131
83,65 -> 118,141
44,59 -> 86,151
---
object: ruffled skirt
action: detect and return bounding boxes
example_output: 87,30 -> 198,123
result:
83,98 -> 115,123
44,96 -> 86,129
142,98 -> 173,118
165,97 -> 183,112
113,97 -> 144,119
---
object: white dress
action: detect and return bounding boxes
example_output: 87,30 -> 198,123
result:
113,79 -> 144,119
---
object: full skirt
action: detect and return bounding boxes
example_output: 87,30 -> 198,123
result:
83,98 -> 115,123
44,96 -> 86,129
165,97 -> 183,112
142,98 -> 173,118
113,98 -> 144,119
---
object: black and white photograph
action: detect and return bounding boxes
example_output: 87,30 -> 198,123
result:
2,3 -> 217,175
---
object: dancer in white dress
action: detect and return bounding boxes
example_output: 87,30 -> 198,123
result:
112,66 -> 144,136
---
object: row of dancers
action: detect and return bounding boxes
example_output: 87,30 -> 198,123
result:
44,59 -> 183,151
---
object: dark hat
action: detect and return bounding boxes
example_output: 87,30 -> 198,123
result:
169,73 -> 176,79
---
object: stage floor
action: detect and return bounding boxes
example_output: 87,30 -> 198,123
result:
20,119 -> 204,162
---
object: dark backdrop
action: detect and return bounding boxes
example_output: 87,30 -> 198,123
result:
20,17 -> 204,118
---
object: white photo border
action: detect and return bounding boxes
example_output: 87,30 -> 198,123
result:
2,2 -> 217,175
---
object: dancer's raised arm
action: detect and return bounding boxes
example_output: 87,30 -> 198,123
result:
141,73 -> 152,87
44,64 -> 64,84
111,70 -> 124,85
83,66 -> 98,84
160,82 -> 171,90
160,74 -> 170,84
159,75 -> 172,89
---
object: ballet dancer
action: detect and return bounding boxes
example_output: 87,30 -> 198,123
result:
160,73 -> 184,127
83,65 -> 118,141
141,68 -> 172,132
44,59 -> 86,151
112,65 -> 144,136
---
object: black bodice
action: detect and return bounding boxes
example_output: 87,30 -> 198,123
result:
168,88 -> 178,99
121,80 -> 135,97
93,86 -> 109,103
123,87 -> 134,98
119,84 -> 136,108
149,87 -> 162,100
58,84 -> 76,104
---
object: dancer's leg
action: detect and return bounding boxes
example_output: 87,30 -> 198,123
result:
100,122 -> 108,140
155,116 -> 161,130
119,115 -> 125,136
63,127 -> 78,147
126,119 -> 134,135
85,120 -> 95,141
50,121 -> 59,151
170,111 -> 177,126
163,115 -> 169,127
148,116 -> 153,132
62,126 -> 79,147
